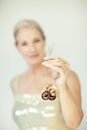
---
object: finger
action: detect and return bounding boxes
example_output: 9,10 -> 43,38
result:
42,62 -> 64,73
47,65 -> 64,75
43,57 -> 70,67
43,57 -> 60,61
42,58 -> 66,66
48,64 -> 71,78
42,60 -> 71,70
42,61 -> 62,69
42,60 -> 59,65
44,56 -> 66,62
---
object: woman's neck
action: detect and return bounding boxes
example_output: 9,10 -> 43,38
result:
27,63 -> 46,76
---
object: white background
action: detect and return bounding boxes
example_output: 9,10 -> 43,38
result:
0,0 -> 87,130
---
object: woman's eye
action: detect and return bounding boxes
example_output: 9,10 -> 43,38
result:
21,42 -> 27,46
34,39 -> 40,43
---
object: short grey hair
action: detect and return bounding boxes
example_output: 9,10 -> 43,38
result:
14,19 -> 45,44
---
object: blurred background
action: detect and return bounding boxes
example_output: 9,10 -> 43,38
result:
0,0 -> 87,130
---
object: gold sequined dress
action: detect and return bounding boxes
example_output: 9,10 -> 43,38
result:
12,77 -> 73,130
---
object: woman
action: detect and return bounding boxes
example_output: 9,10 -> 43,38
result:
11,19 -> 83,130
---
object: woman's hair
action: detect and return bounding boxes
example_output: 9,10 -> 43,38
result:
14,19 -> 45,44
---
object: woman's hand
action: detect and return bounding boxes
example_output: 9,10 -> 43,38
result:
42,57 -> 71,86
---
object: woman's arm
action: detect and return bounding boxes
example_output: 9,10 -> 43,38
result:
42,57 -> 84,129
58,71 -> 83,129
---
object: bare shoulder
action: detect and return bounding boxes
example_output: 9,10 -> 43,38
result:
10,75 -> 20,94
10,71 -> 26,94
67,70 -> 81,88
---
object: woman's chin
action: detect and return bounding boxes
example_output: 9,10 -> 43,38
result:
27,58 -> 43,66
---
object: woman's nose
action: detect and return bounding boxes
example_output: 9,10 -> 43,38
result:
28,43 -> 35,52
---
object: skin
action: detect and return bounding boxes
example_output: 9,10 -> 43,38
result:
11,27 -> 83,129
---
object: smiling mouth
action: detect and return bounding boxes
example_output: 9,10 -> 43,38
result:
29,54 -> 39,58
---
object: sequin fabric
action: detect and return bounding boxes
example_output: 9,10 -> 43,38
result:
13,93 -> 73,130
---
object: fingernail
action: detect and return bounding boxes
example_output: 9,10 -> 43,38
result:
42,62 -> 49,66
43,57 -> 48,59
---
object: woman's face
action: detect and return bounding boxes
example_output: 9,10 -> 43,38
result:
16,27 -> 45,66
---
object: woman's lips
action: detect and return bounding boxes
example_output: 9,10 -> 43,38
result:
29,54 -> 39,58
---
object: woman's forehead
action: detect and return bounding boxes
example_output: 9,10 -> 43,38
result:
17,27 -> 42,41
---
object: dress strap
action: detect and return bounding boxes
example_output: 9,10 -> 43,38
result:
14,75 -> 20,93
